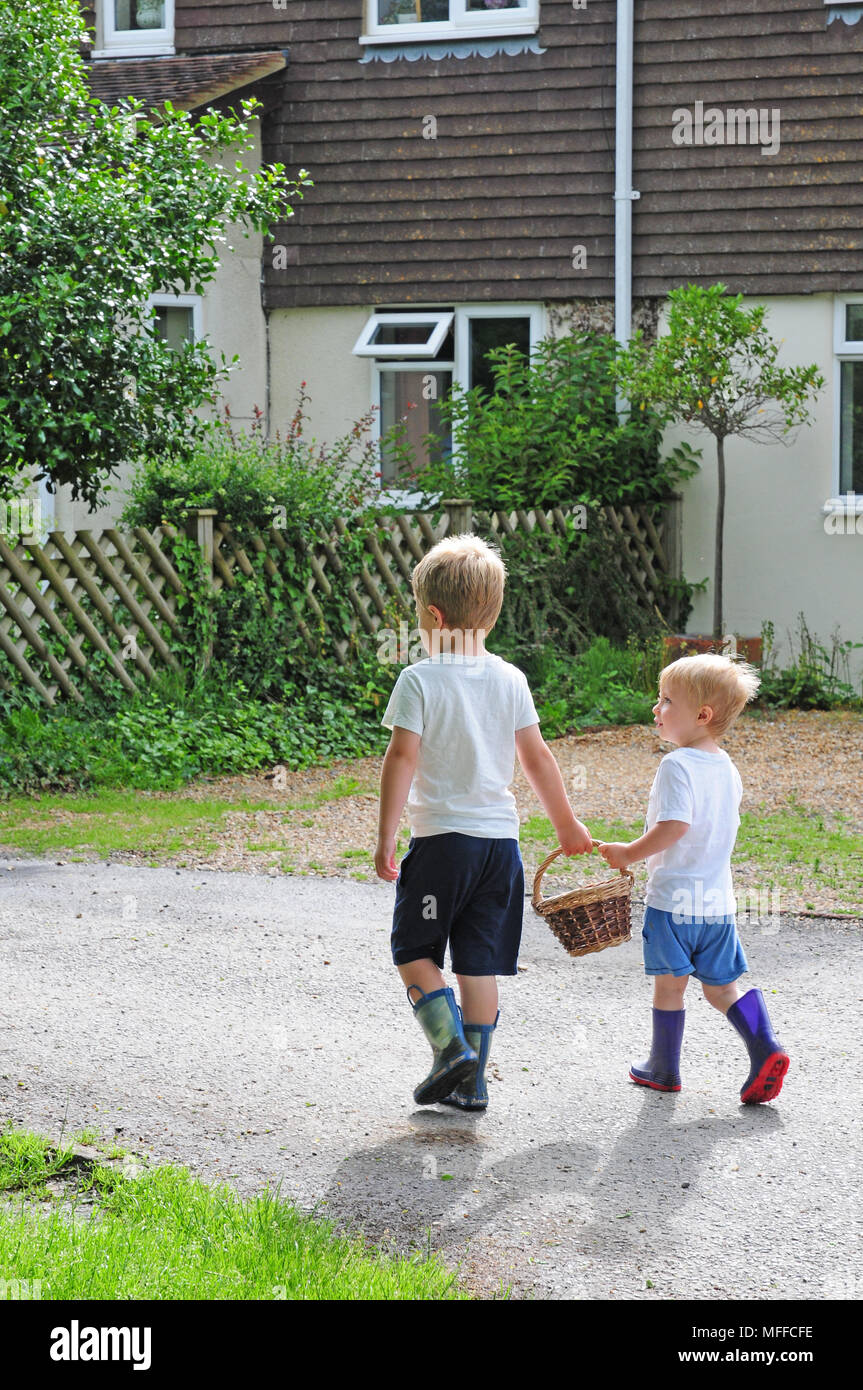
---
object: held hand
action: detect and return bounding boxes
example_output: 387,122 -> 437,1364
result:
374,837 -> 399,883
559,819 -> 594,856
597,841 -> 631,871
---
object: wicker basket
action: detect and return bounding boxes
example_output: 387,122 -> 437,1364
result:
531,839 -> 634,958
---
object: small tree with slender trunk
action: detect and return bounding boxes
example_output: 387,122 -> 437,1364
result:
613,283 -> 823,641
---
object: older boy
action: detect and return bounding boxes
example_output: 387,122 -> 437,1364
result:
374,534 -> 592,1109
599,653 -> 790,1104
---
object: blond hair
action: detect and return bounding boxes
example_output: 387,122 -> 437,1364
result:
659,653 -> 761,738
411,533 -> 506,634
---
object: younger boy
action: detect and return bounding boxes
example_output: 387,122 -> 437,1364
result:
374,534 -> 592,1109
598,654 -> 790,1104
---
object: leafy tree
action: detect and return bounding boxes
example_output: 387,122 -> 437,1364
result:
0,0 -> 309,507
613,284 -> 823,639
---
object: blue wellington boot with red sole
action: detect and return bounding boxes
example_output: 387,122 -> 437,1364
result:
726,988 -> 790,1104
629,1007 -> 685,1092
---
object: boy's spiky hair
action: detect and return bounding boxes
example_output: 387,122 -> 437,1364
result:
411,533 -> 506,634
659,653 -> 761,738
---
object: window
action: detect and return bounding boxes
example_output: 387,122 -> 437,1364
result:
362,0 -> 539,45
353,311 -> 454,358
354,303 -> 544,497
368,315 -> 456,496
458,310 -> 532,397
94,0 -> 175,57
148,293 -> 201,349
452,303 -> 543,393
833,297 -> 863,500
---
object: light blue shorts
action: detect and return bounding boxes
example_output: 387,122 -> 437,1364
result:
641,906 -> 748,986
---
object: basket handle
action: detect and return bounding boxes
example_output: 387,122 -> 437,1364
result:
531,840 -> 634,911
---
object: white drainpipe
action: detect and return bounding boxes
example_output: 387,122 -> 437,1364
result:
614,0 -> 638,412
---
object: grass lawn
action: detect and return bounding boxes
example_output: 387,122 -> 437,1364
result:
0,780 -> 860,917
735,801 -> 863,915
0,1125 -> 469,1301
0,790 -> 261,861
0,776 -> 378,860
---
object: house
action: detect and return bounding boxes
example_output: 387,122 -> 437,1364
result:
66,1 -> 863,671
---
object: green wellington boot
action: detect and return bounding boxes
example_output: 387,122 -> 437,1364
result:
440,1011 -> 499,1111
408,985 -> 478,1105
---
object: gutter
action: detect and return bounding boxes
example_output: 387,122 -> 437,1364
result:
614,0 -> 638,411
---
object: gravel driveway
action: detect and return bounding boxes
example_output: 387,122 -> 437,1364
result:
1,857 -> 860,1301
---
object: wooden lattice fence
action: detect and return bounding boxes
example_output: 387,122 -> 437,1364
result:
0,525 -> 186,706
0,496 -> 681,704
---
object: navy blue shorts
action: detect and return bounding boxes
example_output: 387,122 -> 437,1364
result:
391,832 -> 525,977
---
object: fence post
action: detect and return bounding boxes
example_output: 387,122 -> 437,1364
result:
195,508 -> 217,670
443,498 -> 473,536
195,509 -> 217,588
664,493 -> 683,630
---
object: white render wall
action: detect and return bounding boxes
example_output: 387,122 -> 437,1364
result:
662,293 -> 863,682
268,306 -> 373,446
199,119 -> 268,432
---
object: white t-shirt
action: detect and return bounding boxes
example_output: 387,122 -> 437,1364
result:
381,651 -> 540,839
644,746 -> 743,917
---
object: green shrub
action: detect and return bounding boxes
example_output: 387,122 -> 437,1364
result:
121,390 -> 388,540
400,332 -> 701,510
482,519 -> 691,661
0,675 -> 391,796
758,617 -> 862,711
120,391 -> 389,542
488,635 -> 666,740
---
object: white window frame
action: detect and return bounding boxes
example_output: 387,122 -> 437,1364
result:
362,301 -> 545,505
147,292 -> 203,346
361,0 -> 539,46
373,357 -> 454,507
353,311 -> 454,358
826,294 -> 863,517
452,301 -> 544,392
92,0 -> 175,58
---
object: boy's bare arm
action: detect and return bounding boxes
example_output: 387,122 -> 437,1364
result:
598,820 -> 689,870
515,724 -> 593,855
375,726 -> 421,882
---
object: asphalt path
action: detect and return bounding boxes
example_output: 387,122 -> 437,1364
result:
1,857 -> 860,1301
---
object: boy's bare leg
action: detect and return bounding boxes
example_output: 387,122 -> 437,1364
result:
455,974 -> 499,1025
398,959 -> 446,1001
702,981 -> 741,1014
652,974 -> 689,1009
